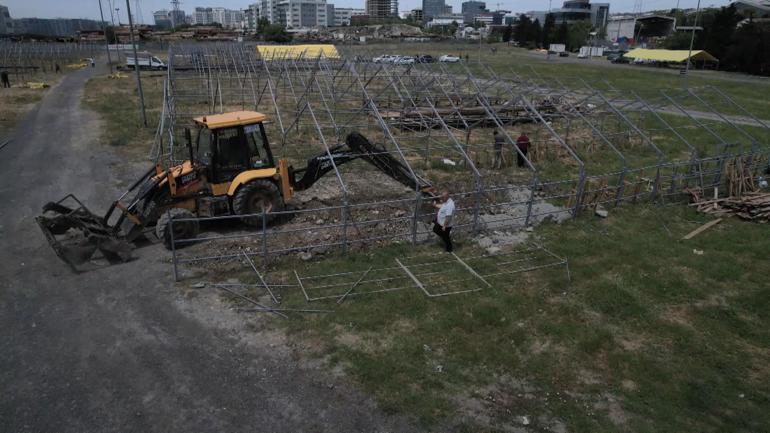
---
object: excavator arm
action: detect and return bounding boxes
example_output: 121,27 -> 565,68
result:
291,132 -> 435,197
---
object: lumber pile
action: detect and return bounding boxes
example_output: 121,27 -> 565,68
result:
689,191 -> 770,222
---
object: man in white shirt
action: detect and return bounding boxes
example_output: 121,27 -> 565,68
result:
433,191 -> 455,252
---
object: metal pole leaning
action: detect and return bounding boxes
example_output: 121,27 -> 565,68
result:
125,0 -> 147,127
168,211 -> 179,282
98,0 -> 113,72
261,211 -> 268,267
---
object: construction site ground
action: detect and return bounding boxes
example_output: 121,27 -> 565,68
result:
2,45 -> 770,433
0,63 -> 418,433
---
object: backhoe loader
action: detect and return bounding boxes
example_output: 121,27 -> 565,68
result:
37,111 -> 435,270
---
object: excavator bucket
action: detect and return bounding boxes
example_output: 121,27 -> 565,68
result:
36,194 -> 134,270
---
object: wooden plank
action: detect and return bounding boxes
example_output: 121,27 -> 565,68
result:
682,218 -> 722,240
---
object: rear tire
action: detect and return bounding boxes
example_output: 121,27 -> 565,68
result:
232,180 -> 281,227
156,208 -> 199,250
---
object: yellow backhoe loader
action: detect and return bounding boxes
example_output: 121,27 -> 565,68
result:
37,111 -> 435,270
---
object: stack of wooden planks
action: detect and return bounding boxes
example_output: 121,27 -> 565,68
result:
690,191 -> 770,222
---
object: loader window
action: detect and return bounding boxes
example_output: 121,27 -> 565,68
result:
244,123 -> 274,169
212,127 -> 249,182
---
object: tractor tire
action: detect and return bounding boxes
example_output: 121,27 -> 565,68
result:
156,208 -> 200,250
232,179 -> 282,227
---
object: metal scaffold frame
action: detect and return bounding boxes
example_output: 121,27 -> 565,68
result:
152,42 -> 770,279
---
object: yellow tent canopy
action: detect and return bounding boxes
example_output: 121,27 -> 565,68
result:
623,48 -> 718,63
256,44 -> 340,60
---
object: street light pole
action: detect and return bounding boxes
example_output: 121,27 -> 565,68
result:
98,0 -> 113,72
685,0 -> 701,88
125,0 -> 147,127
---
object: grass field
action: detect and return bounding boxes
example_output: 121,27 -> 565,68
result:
82,71 -> 165,160
76,42 -> 770,432
0,72 -> 68,139
239,204 -> 770,432
344,42 -> 770,120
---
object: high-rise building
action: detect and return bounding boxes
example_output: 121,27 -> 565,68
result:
13,18 -> 102,37
526,0 -> 610,32
244,3 -> 260,32
153,9 -> 172,29
461,1 -> 487,24
276,0 -> 328,28
192,7 -> 214,25
366,0 -> 394,20
333,7 -> 365,25
410,8 -> 423,22
261,0 -> 281,24
169,9 -> 186,27
1,5 -> 14,34
326,3 -> 335,26
422,0 -> 445,21
195,7 -> 243,28
391,0 -> 399,17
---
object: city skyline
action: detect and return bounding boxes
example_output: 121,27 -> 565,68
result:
2,0 -> 733,22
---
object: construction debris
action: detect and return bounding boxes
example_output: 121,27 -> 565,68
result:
690,192 -> 770,222
682,218 -> 722,240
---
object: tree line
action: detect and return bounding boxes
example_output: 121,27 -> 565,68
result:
663,5 -> 769,76
499,15 -> 594,52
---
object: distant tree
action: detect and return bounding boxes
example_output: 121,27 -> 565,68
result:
514,15 -> 531,46
262,24 -> 292,42
256,17 -> 270,33
724,20 -> 770,75
530,19 -> 542,47
502,24 -> 513,42
542,13 -> 555,48
104,26 -> 118,44
556,21 -> 568,44
700,5 -> 742,60
663,31 -> 692,49
567,20 -> 591,51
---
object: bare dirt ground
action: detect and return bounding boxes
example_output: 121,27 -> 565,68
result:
0,63 -> 419,433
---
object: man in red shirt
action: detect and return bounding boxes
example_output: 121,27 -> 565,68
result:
515,132 -> 531,168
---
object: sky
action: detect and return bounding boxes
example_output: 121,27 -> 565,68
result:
3,0 -> 733,22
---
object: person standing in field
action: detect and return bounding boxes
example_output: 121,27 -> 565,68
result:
493,129 -> 505,169
433,191 -> 455,253
1,70 -> 10,88
515,131 -> 531,168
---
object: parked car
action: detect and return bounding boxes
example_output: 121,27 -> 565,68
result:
577,52 -> 588,59
373,55 -> 396,63
609,53 -> 631,64
396,56 -> 415,65
559,52 -> 569,57
417,55 -> 434,63
126,53 -> 167,70
439,54 -> 461,63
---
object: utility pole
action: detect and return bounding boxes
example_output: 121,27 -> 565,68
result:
115,7 -> 121,25
98,0 -> 113,72
545,0 -> 553,60
125,0 -> 147,127
685,0 -> 701,88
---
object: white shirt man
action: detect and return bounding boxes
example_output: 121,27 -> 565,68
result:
437,197 -> 455,228
433,192 -> 454,252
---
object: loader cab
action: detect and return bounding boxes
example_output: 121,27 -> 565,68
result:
193,111 -> 275,184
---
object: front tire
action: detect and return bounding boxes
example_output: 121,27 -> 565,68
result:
232,180 -> 282,227
156,208 -> 199,249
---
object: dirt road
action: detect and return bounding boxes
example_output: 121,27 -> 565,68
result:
0,66 -> 418,432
